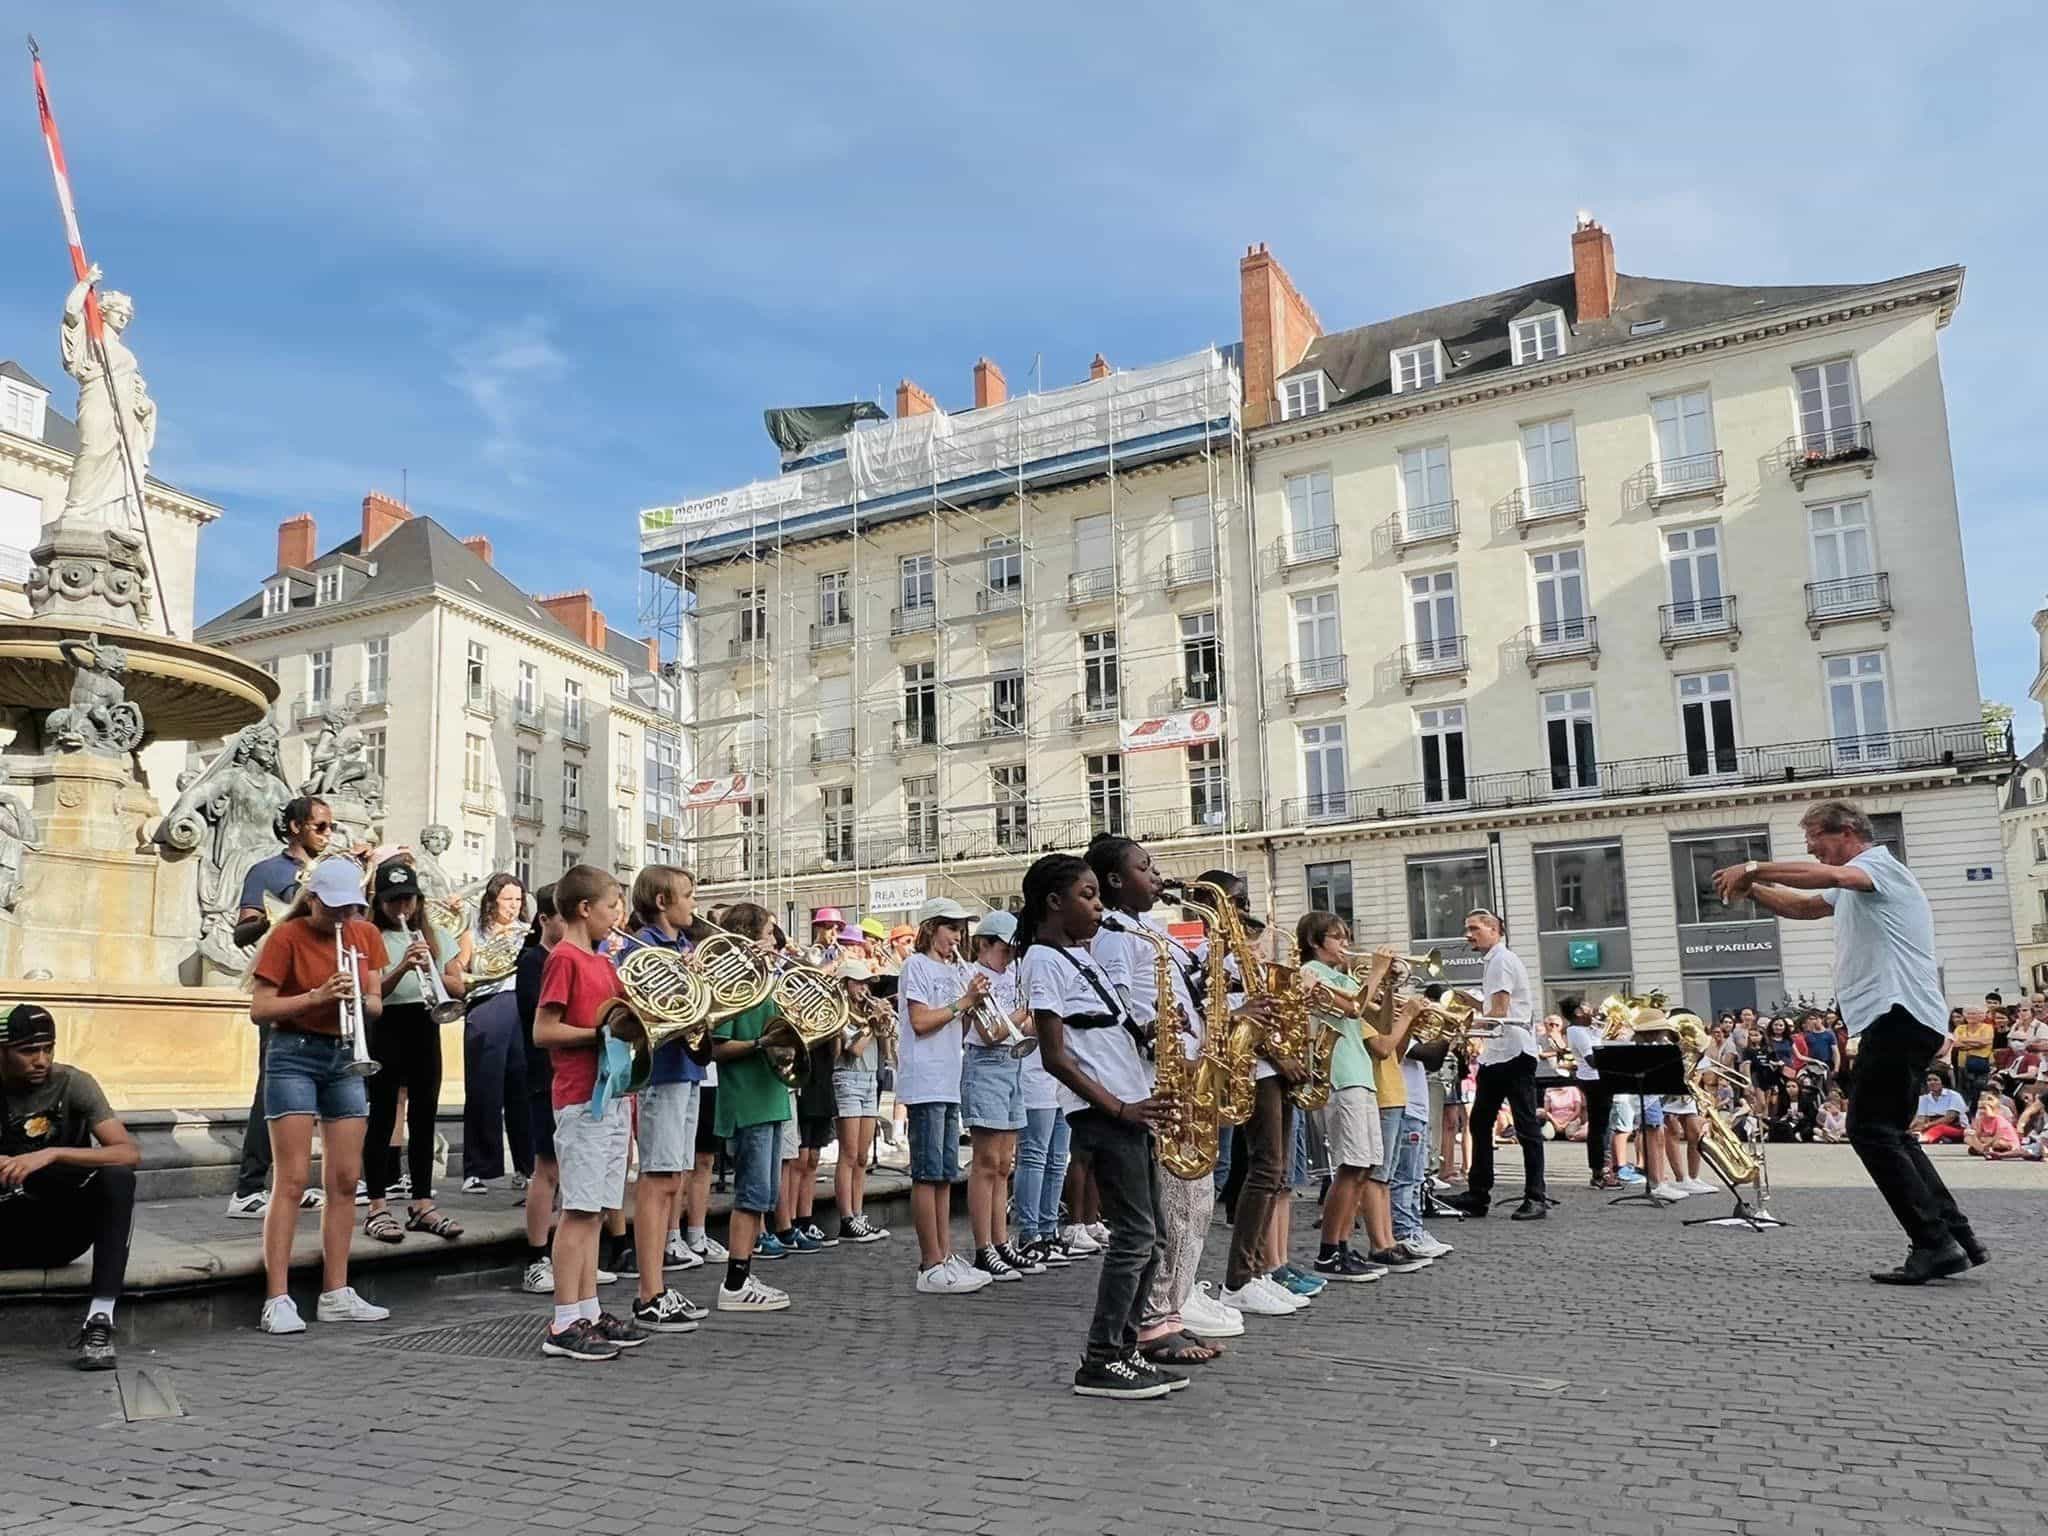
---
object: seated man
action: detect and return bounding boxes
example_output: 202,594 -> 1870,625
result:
0,1003 -> 140,1370
1910,1072 -> 1970,1145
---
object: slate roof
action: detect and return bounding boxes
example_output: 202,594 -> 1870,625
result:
2005,733 -> 2048,812
0,360 -> 81,454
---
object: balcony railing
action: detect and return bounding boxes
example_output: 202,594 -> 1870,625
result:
727,629 -> 770,657
1522,615 -> 1600,670
615,767 -> 638,794
557,704 -> 590,749
810,729 -> 855,765
463,686 -> 497,719
291,693 -> 332,727
973,584 -> 1023,617
1648,450 -> 1726,506
1286,655 -> 1347,698
1513,476 -> 1587,534
1400,635 -> 1468,691
963,710 -> 1028,745
1163,548 -> 1217,589
1389,500 -> 1459,551
1805,572 -> 1892,634
1659,595 -> 1740,654
1061,692 -> 1120,730
1277,719 -> 2012,827
560,804 -> 589,836
1782,421 -> 1875,487
1067,568 -> 1116,606
1278,524 -> 1340,569
460,786 -> 499,816
512,695 -> 545,733
810,620 -> 855,652
2033,922 -> 2048,946
894,718 -> 940,752
511,794 -> 543,826
890,602 -> 937,637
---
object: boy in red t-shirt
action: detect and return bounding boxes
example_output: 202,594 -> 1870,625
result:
533,864 -> 645,1361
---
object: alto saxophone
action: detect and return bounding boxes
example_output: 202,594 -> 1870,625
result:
1115,917 -> 1217,1180
1185,879 -> 1262,1127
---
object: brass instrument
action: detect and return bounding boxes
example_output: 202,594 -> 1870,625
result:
1354,947 -> 1443,983
760,950 -> 852,1087
957,961 -> 1035,1059
467,926 -> 525,987
601,932 -> 716,1094
1117,917 -> 1216,1179
409,918 -> 466,1025
1275,942 -> 1334,1112
690,918 -> 778,1020
1405,985 -> 1487,1048
844,989 -> 897,1066
334,926 -> 378,1078
1672,1012 -> 1768,1209
1185,879 -> 1263,1126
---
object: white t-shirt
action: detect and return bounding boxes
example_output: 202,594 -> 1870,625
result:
1820,846 -> 1947,1040
966,961 -> 1021,1052
1018,1040 -> 1061,1112
1565,1022 -> 1603,1082
1095,912 -> 1206,1061
1398,1053 -> 1430,1120
896,951 -> 967,1106
1916,1088 -> 1969,1121
1476,942 -> 1538,1066
1017,940 -> 1152,1116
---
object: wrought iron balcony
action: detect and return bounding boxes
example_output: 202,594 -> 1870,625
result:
1521,615 -> 1600,671
1805,572 -> 1892,635
810,729 -> 855,765
1067,568 -> 1116,606
810,620 -> 855,652
557,704 -> 590,749
462,686 -> 497,719
615,767 -> 638,794
1278,524 -> 1340,569
893,718 -> 940,752
1164,547 -> 1217,589
973,583 -> 1023,617
1648,450 -> 1725,507
890,602 -> 937,637
1400,635 -> 1469,691
291,693 -> 333,727
1388,500 -> 1459,553
560,804 -> 589,836
727,629 -> 771,657
1060,692 -> 1121,730
511,794 -> 543,826
969,710 -> 1029,745
1511,477 -> 1587,535
460,786 -> 499,816
1286,655 -> 1347,698
1781,421 -> 1875,487
1659,594 -> 1741,655
512,696 -> 545,733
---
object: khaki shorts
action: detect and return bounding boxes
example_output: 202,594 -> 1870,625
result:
1325,1083 -> 1383,1171
555,1096 -> 631,1214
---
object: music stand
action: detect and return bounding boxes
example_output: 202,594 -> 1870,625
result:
1589,1043 -> 1687,1212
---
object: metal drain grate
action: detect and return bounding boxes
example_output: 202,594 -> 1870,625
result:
364,1311 -> 550,1361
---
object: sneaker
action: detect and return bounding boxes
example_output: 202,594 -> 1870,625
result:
1273,1264 -> 1325,1296
461,1176 -> 487,1195
613,1246 -> 641,1279
688,1233 -> 729,1263
1127,1352 -> 1190,1393
353,1178 -> 369,1207
593,1311 -> 648,1349
1192,1281 -> 1244,1327
974,1245 -> 1022,1283
1085,1221 -> 1110,1246
799,1221 -> 838,1248
595,1267 -> 620,1285
1405,1232 -> 1454,1259
916,1257 -> 993,1294
225,1191 -> 268,1220
1073,1355 -> 1170,1399
1679,1177 -> 1717,1196
1616,1164 -> 1646,1184
393,1172 -> 412,1199
630,1289 -> 700,1334
717,1275 -> 791,1312
783,1227 -> 824,1254
260,1295 -> 307,1334
298,1187 -> 325,1210
511,1172 -> 529,1192
665,1235 -> 703,1270
1369,1244 -> 1434,1274
74,1313 -> 117,1372
1030,1237 -> 1072,1268
541,1318 -> 619,1361
1313,1249 -> 1384,1283
316,1287 -> 391,1323
1219,1279 -> 1298,1317
754,1232 -> 790,1261
839,1215 -> 886,1245
1649,1182 -> 1689,1202
1256,1274 -> 1311,1310
1181,1289 -> 1246,1338
521,1256 -> 555,1294
1059,1223 -> 1102,1255
996,1241 -> 1045,1276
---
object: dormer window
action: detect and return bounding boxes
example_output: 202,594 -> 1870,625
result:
0,379 -> 47,440
1280,373 -> 1327,420
316,568 -> 342,605
1390,342 -> 1444,395
261,579 -> 290,617
1512,310 -> 1567,366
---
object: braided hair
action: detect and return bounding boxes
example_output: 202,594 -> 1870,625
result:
1085,833 -> 1141,912
1013,853 -> 1090,957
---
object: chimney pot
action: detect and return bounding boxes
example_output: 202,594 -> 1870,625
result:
1089,352 -> 1113,381
276,513 -> 317,573
895,378 -> 938,418
973,357 -> 1008,409
460,534 -> 493,566
361,490 -> 412,553
1571,215 -> 1617,322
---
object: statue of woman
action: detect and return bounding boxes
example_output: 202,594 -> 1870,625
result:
153,723 -> 293,971
59,263 -> 155,538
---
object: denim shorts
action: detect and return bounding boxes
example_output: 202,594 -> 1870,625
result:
731,1121 -> 782,1214
637,1081 -> 698,1174
960,1046 -> 1026,1131
1368,1105 -> 1408,1184
906,1101 -> 963,1183
264,1031 -> 370,1122
832,1067 -> 879,1118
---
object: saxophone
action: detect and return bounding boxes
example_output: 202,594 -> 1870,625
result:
1673,1011 -> 1767,1207
1186,880 -> 1264,1127
1273,938 -> 1334,1111
1116,918 -> 1217,1180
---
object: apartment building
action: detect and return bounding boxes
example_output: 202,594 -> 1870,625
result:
198,493 -> 660,886
2002,604 -> 2048,993
1242,217 -> 2014,1015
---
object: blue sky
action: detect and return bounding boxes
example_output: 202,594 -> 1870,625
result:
4,3 -> 2042,725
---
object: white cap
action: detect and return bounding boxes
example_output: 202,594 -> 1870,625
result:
916,896 -> 970,925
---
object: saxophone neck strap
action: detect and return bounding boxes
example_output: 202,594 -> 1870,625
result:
1043,944 -> 1149,1058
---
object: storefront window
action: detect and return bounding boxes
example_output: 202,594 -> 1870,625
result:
1670,829 -> 1769,925
1534,841 -> 1627,931
1406,851 -> 1490,943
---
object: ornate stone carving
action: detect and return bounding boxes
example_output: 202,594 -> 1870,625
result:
413,824 -> 457,899
44,634 -> 146,757
300,693 -> 384,810
0,762 -> 39,912
152,721 -> 292,973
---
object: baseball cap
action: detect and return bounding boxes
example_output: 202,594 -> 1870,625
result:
916,896 -> 970,925
975,910 -> 1018,943
0,1002 -> 56,1048
372,860 -> 418,899
837,957 -> 874,982
307,857 -> 368,910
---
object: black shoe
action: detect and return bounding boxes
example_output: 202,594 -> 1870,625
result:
1440,1192 -> 1488,1217
1073,1355 -> 1170,1399
74,1313 -> 116,1372
1126,1351 -> 1189,1393
1368,1244 -> 1433,1273
1510,1199 -> 1548,1222
611,1247 -> 639,1279
1870,1241 -> 1971,1285
1030,1238 -> 1072,1268
1950,1228 -> 1990,1268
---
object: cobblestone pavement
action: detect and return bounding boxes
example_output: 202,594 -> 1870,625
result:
8,1146 -> 2042,1535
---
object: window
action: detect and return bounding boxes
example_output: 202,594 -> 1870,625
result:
1280,373 -> 1325,419
1170,495 -> 1215,582
1521,417 -> 1580,511
562,848 -> 579,874
260,658 -> 277,680
1651,389 -> 1717,490
1664,525 -> 1725,626
905,775 -> 939,856
462,830 -> 486,879
898,554 -> 935,615
1531,547 -> 1589,642
1407,570 -> 1460,667
1306,861 -> 1355,927
993,763 -> 1028,850
1808,498 -> 1878,611
262,579 -> 290,617
1293,591 -> 1342,687
0,379 -> 46,437
615,806 -> 634,853
1417,704 -> 1467,805
740,798 -> 767,874
901,661 -> 937,745
363,728 -> 386,783
513,842 -> 533,889
1283,470 -> 1336,560
1671,830 -> 1770,925
564,680 -> 584,732
1535,842 -> 1627,931
1086,753 -> 1125,837
1543,689 -> 1598,792
2029,774 -> 2047,807
819,571 -> 852,628
737,587 -> 768,642
1072,515 -> 1112,582
563,759 -> 583,809
1180,611 -> 1220,704
316,568 -> 341,605
464,734 -> 486,792
364,638 -> 389,703
615,731 -> 632,786
1300,721 -> 1348,820
515,748 -> 537,804
309,648 -> 333,706
1406,852 -> 1490,943
514,660 -> 537,717
990,671 -> 1024,733
1679,672 -> 1739,778
1082,630 -> 1120,718
2033,828 -> 2047,863
1397,443 -> 1453,537
1391,342 -> 1442,394
1825,651 -> 1891,762
1793,359 -> 1859,448
1869,812 -> 1907,865
983,537 -> 1021,596
1188,740 -> 1227,827
1512,311 -> 1566,366
465,641 -> 487,704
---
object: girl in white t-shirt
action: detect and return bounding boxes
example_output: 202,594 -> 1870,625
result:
898,903 -> 992,1295
962,915 -> 1036,1282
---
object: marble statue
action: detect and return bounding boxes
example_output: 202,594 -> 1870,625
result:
45,634 -> 145,757
0,762 -> 39,912
413,824 -> 457,899
301,709 -> 383,810
153,722 -> 293,972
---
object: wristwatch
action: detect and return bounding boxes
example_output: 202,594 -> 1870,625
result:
1744,860 -> 1760,877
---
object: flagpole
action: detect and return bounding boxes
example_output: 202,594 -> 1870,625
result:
28,34 -> 169,636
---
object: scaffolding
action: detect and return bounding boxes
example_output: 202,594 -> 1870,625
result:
639,348 -> 1249,927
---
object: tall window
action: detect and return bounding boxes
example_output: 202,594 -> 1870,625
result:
1082,630 -> 1120,718
1531,548 -> 1589,642
1664,525 -> 1725,625
1171,495 -> 1215,581
991,671 -> 1025,733
1521,417 -> 1580,511
993,764 -> 1028,850
902,661 -> 937,745
615,806 -> 634,854
737,587 -> 767,642
1825,651 -> 1891,761
1535,842 -> 1627,931
0,379 -> 45,436
1679,671 -> 1739,778
513,842 -> 534,889
1512,311 -> 1566,365
1793,359 -> 1859,448
316,568 -> 341,605
1543,689 -> 1598,792
1306,861 -> 1355,927
819,786 -> 853,862
464,733 -> 486,792
1406,852 -> 1490,942
1391,342 -> 1441,393
516,660 -> 538,715
1283,469 -> 1336,559
983,537 -> 1021,595
563,680 -> 584,733
898,554 -> 934,615
819,570 -> 852,628
1301,721 -> 1348,820
515,748 -> 537,805
563,759 -> 583,809
1408,571 -> 1460,666
1417,704 -> 1467,805
615,731 -> 633,785
1180,611 -> 1220,704
465,641 -> 487,704
1086,753 -> 1125,837
309,648 -> 333,706
1397,443 -> 1453,537
463,829 -> 486,879
740,798 -> 766,874
1293,591 -> 1342,686
363,728 -> 386,783
1187,740 -> 1227,828
1280,374 -> 1325,419
1671,830 -> 1770,925
364,638 -> 389,702
905,775 -> 939,856
1809,498 -> 1878,611
1072,515 -> 1112,581
262,580 -> 289,617
1651,389 -> 1717,490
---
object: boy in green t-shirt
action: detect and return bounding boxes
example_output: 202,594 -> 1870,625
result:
707,902 -> 794,1314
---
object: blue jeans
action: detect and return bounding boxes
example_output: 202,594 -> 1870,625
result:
1013,1107 -> 1070,1240
1211,1122 -> 1233,1196
730,1121 -> 782,1215
1389,1113 -> 1429,1242
1289,1105 -> 1310,1187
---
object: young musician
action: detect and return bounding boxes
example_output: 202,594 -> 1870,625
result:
705,901 -> 794,1312
516,884 -> 563,1293
1302,916 -> 1385,1287
363,861 -> 460,1244
454,874 -> 534,1194
964,910 -> 1038,1281
1561,995 -> 1616,1188
250,857 -> 392,1334
0,1003 -> 141,1370
532,865 -> 648,1360
779,1028 -> 841,1252
897,897 -> 993,1294
804,907 -> 848,970
831,957 -> 890,1242
1442,910 -> 1546,1221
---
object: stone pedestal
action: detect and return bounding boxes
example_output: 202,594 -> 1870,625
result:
26,517 -> 155,631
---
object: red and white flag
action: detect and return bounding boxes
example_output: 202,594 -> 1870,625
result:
30,38 -> 103,342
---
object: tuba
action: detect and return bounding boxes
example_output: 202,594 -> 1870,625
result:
1117,916 -> 1217,1180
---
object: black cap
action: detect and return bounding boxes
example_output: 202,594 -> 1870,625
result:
0,1002 -> 56,1048
372,860 -> 418,898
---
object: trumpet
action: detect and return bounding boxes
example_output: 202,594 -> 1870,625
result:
956,961 -> 1034,1058
410,918 -> 465,1025
334,927 -> 378,1078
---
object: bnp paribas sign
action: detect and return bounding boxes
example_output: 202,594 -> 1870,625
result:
1676,920 -> 1782,975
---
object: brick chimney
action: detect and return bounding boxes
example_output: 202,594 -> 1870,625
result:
1238,242 -> 1323,429
535,590 -> 603,649
1571,212 -> 1617,322
973,357 -> 1007,409
277,513 -> 316,572
361,490 -> 412,553
896,378 -> 938,418
461,534 -> 493,566
1089,352 -> 1113,381
643,636 -> 660,673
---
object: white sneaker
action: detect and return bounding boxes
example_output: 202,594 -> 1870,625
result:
1679,1177 -> 1717,1196
1650,1182 -> 1689,1202
1405,1233 -> 1454,1259
665,1236 -> 703,1270
595,1267 -> 620,1285
1181,1290 -> 1246,1338
225,1192 -> 267,1220
1256,1274 -> 1310,1311
259,1295 -> 306,1334
717,1275 -> 790,1312
688,1234 -> 729,1263
521,1256 -> 555,1294
1193,1281 -> 1244,1327
1059,1223 -> 1101,1255
298,1188 -> 325,1210
316,1286 -> 391,1323
353,1179 -> 369,1208
462,1176 -> 488,1195
1085,1221 -> 1110,1245
672,1292 -> 710,1322
916,1258 -> 992,1294
1219,1279 -> 1297,1317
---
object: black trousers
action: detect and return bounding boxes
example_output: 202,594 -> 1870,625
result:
1847,1008 -> 1972,1250
1467,1055 -> 1545,1207
0,1165 -> 136,1300
365,1001 -> 443,1201
1581,1080 -> 1616,1177
462,990 -> 532,1181
1065,1109 -> 1164,1363
234,1023 -> 272,1198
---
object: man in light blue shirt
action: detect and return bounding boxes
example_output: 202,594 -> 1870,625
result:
1714,798 -> 1983,1285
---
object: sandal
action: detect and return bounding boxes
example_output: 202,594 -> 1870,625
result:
1175,1329 -> 1221,1357
1140,1336 -> 1219,1366
364,1210 -> 404,1244
405,1207 -> 463,1240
